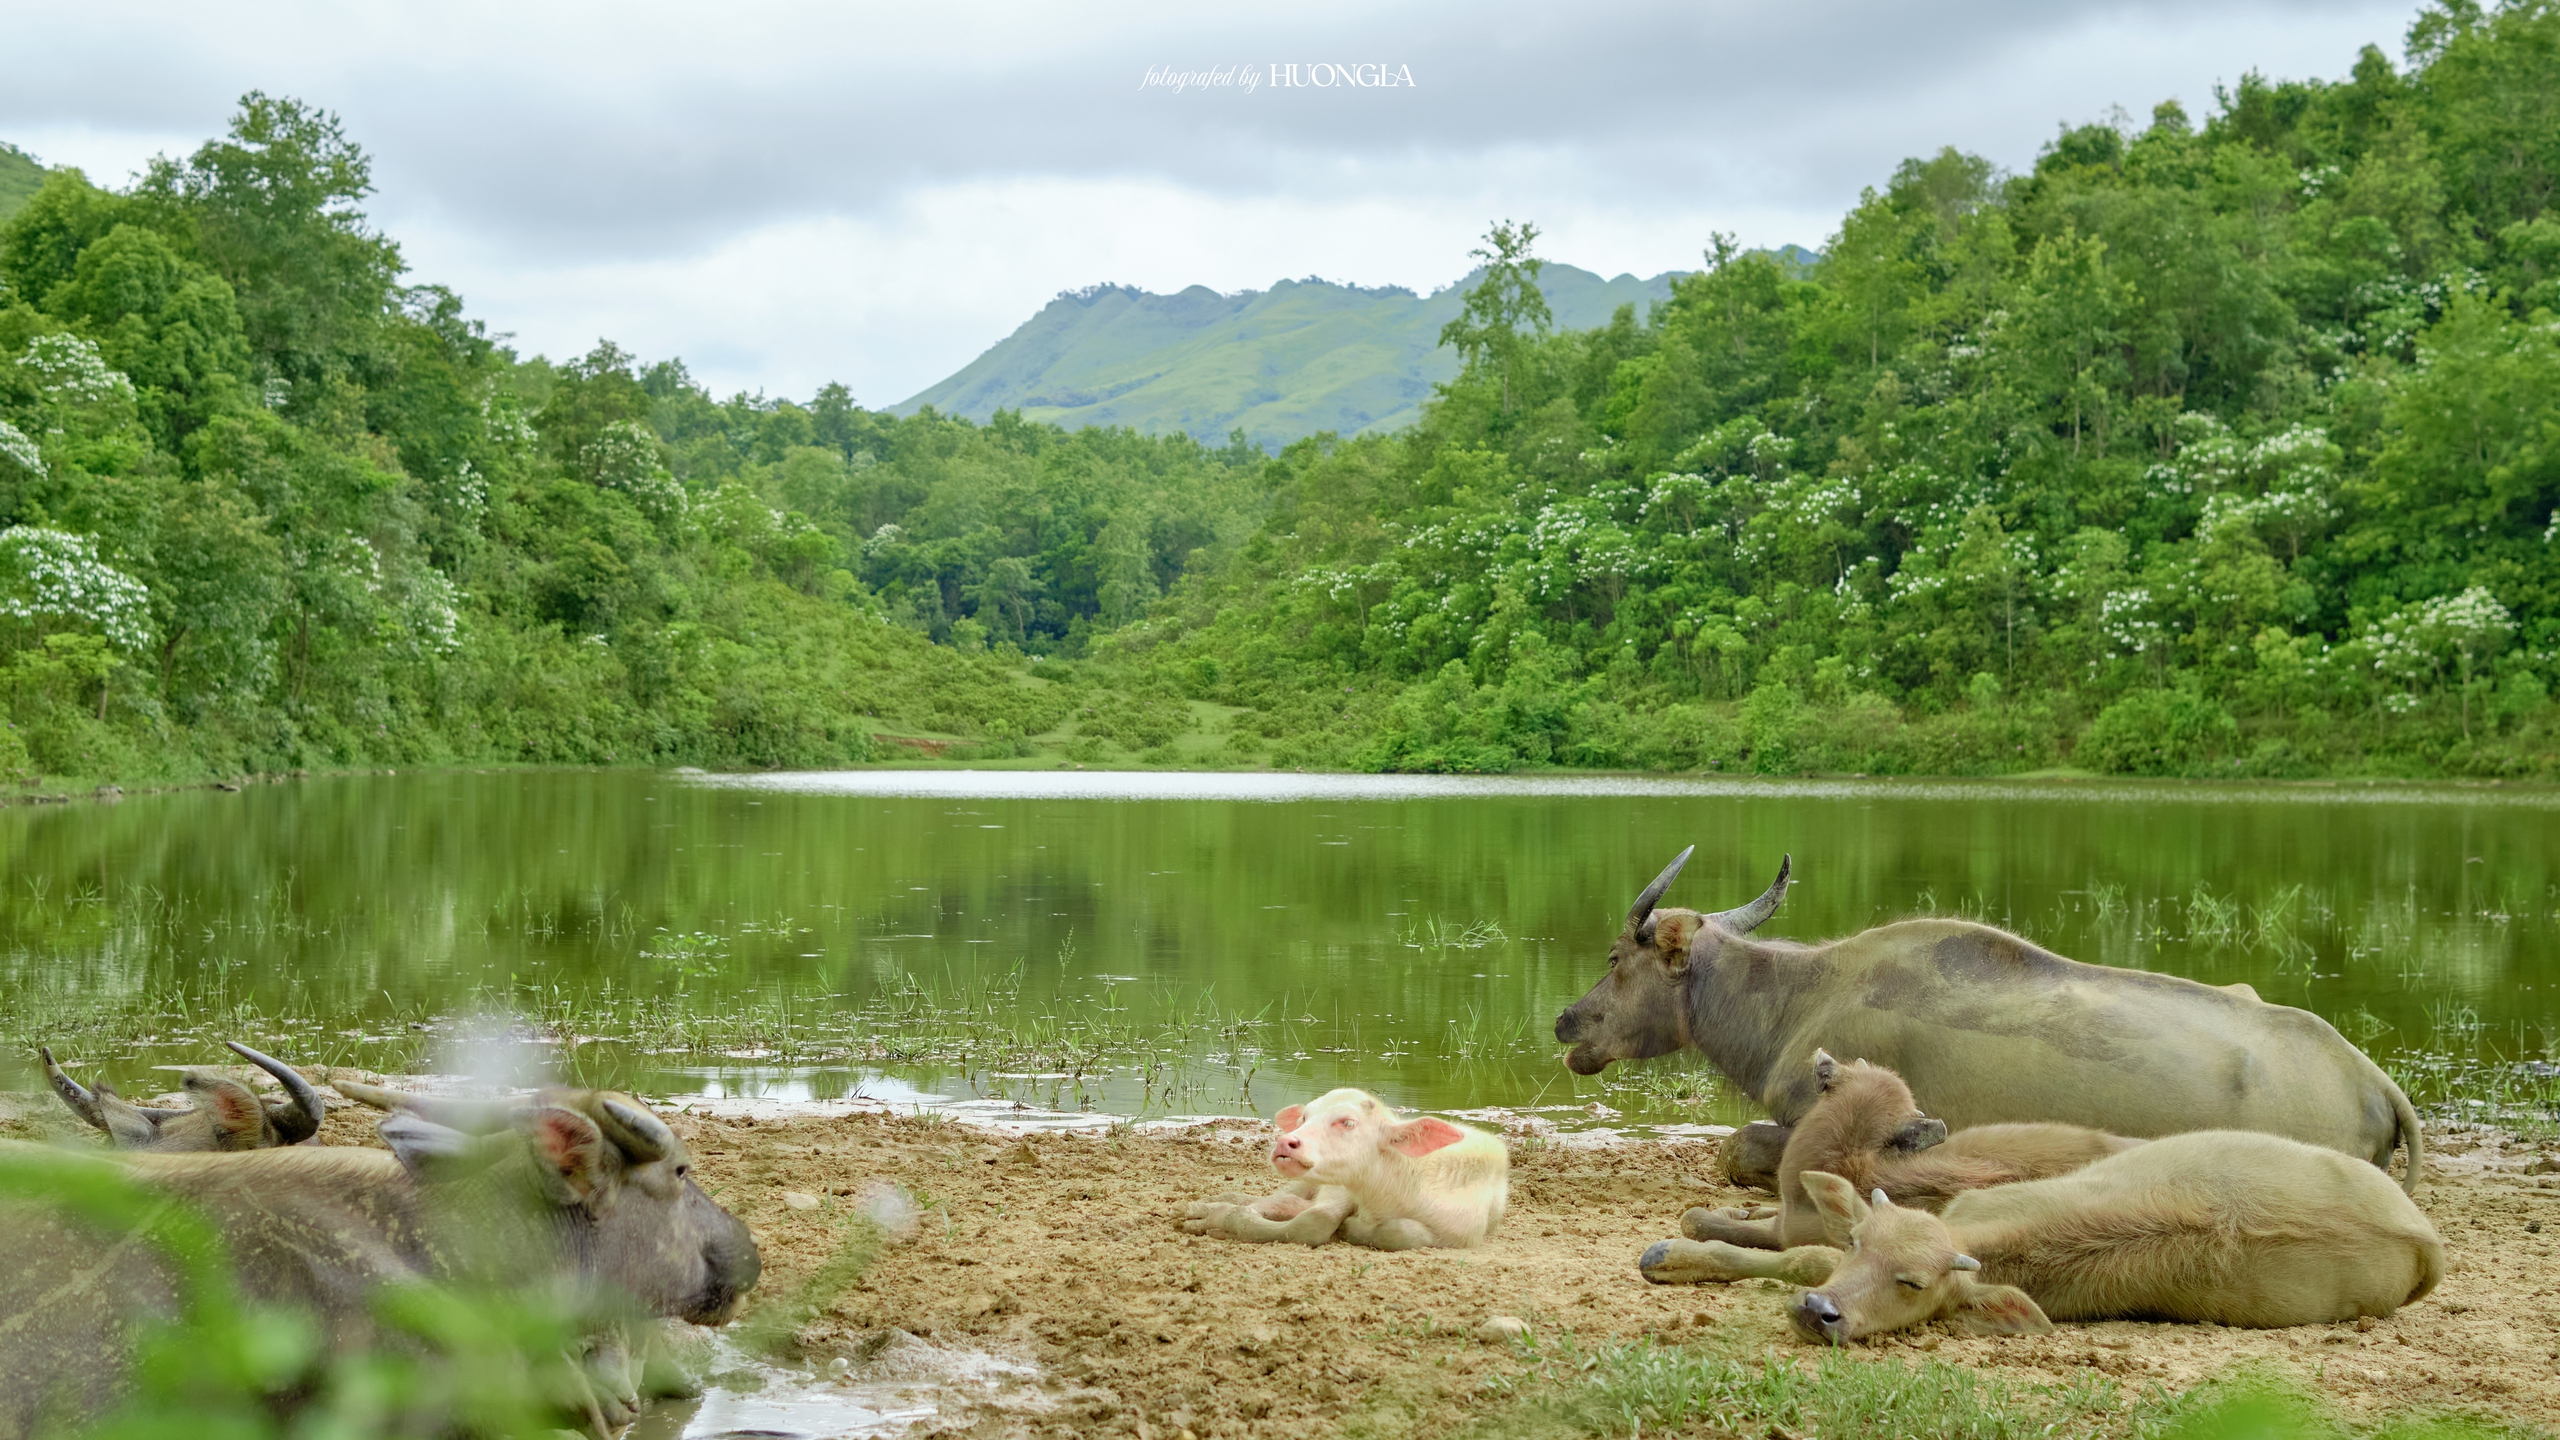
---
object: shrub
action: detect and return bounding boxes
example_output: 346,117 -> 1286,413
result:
2079,689 -> 2240,775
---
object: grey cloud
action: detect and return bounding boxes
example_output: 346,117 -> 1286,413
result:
5,0 -> 2415,260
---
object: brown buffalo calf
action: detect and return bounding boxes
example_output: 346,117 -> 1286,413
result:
1642,1130 -> 2442,1342
1685,1051 -> 2142,1252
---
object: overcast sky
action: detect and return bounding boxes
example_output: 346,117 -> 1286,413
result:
5,0 -> 2422,406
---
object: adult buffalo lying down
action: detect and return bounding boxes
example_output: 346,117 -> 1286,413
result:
0,1085 -> 759,1439
1554,850 -> 2423,1191
43,1040 -> 328,1151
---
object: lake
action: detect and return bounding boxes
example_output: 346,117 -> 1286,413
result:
5,767 -> 2557,1131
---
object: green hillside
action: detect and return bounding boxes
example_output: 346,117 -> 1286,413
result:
897,264 -> 1684,448
0,145 -> 45,230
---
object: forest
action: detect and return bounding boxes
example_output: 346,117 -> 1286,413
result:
5,0 -> 2560,782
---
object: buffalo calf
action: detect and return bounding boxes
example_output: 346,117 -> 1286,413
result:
1180,1088 -> 1507,1250
1640,1130 -> 2441,1342
1684,1051 -> 2142,1252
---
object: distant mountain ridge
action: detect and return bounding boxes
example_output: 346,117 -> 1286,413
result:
896,260 -> 1738,449
0,144 -> 49,229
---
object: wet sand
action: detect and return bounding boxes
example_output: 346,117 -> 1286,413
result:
670,1108 -> 2560,1437
12,1087 -> 2556,1437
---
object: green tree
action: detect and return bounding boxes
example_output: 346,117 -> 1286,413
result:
1438,221 -> 1551,417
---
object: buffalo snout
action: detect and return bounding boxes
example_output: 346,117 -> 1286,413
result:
1790,1291 -> 1848,1346
680,1194 -> 762,1325
1271,1131 -> 1311,1177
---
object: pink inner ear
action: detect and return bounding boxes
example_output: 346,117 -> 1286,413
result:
1389,1117 -> 1468,1157
526,1107 -> 605,1195
202,1081 -> 264,1135
1274,1106 -> 1305,1133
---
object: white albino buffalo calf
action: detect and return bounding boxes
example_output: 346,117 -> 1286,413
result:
1179,1088 -> 1508,1250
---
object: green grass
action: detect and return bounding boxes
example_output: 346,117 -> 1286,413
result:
1450,1338 -> 2545,1440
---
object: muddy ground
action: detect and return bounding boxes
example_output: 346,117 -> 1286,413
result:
667,1109 -> 2560,1438
14,1088 -> 2560,1438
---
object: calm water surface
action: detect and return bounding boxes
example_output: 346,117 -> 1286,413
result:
4,767 -> 2556,1127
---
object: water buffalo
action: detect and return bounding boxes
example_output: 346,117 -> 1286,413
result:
1651,1131 -> 2443,1340
1554,851 -> 2423,1191
1180,1088 -> 1509,1249
1685,1050 -> 2143,1252
43,1041 -> 327,1150
0,1086 -> 759,1439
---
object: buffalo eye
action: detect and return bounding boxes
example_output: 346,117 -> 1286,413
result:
1333,1116 -> 1354,1129
675,1162 -> 691,1178
1895,1275 -> 1927,1291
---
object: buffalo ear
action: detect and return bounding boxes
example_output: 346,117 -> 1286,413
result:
520,1105 -> 611,1207
1653,913 -> 1698,971
1948,1280 -> 2051,1336
92,1084 -> 161,1149
1388,1117 -> 1469,1158
1799,1171 -> 1871,1232
1274,1105 -> 1306,1133
1812,1048 -> 1838,1089
1889,1116 -> 1949,1154
186,1073 -> 270,1145
381,1113 -> 481,1176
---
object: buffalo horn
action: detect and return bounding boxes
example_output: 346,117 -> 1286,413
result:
1949,1253 -> 1982,1271
40,1046 -> 107,1130
1707,854 -> 1792,935
331,1078 -> 517,1134
1626,846 -> 1696,928
225,1040 -> 328,1142
595,1096 -> 676,1163
100,1081 -> 188,1124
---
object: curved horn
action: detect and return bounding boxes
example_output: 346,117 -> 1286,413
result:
98,1081 -> 188,1124
225,1041 -> 326,1143
1627,846 -> 1696,928
594,1096 -> 675,1164
1708,854 -> 1791,935
41,1046 -> 107,1131
330,1079 -> 517,1134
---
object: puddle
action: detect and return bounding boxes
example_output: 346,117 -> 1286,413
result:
632,1330 -> 1047,1440
641,1065 -> 1734,1146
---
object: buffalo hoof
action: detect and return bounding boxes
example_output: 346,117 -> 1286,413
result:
1717,1122 -> 1789,1191
1641,1238 -> 1843,1287
1682,1205 -> 1782,1249
1640,1238 -> 1755,1285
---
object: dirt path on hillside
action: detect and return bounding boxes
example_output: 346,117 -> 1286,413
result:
11,1089 -> 2557,1438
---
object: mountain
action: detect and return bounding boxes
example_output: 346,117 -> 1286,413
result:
0,145 -> 46,229
895,263 -> 1688,449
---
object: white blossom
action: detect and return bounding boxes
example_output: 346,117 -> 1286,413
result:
0,527 -> 153,652
0,420 -> 40,477
582,420 -> 686,523
16,335 -> 134,405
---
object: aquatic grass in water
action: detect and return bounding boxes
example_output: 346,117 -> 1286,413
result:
8,770 -> 2560,1135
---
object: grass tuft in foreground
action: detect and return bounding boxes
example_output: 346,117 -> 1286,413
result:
1450,1337 -> 2548,1440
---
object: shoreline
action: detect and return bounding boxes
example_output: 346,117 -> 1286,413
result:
6,759 -> 2557,818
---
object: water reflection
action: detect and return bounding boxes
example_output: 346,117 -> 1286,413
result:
2,768 -> 2555,1128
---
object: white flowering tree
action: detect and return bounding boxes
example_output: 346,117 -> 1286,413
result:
16,334 -> 137,409
0,527 -> 154,653
0,527 -> 154,723
0,421 -> 42,479
2364,586 -> 2515,739
582,419 -> 686,525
